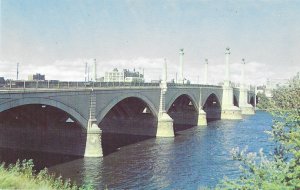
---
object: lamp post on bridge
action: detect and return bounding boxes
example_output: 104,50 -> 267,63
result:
221,47 -> 243,119
224,47 -> 231,86
241,58 -> 245,88
239,58 -> 255,115
178,48 -> 184,84
156,58 -> 174,137
204,58 -> 208,84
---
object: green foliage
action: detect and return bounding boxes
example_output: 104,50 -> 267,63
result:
256,92 -> 271,110
218,75 -> 300,190
0,159 -> 95,190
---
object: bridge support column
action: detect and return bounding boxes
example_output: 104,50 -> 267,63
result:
239,88 -> 255,115
157,112 -> 174,137
221,47 -> 242,120
197,108 -> 207,126
84,91 -> 103,157
156,60 -> 174,137
239,59 -> 255,115
84,119 -> 103,157
221,84 -> 242,120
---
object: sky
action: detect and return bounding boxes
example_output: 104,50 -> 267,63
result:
1,0 -> 299,85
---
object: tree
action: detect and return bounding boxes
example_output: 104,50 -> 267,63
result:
256,92 -> 271,110
217,74 -> 300,190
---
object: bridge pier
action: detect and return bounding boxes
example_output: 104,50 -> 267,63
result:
197,108 -> 207,126
240,105 -> 255,115
239,59 -> 255,115
156,60 -> 174,137
84,91 -> 103,157
84,119 -> 103,157
221,83 -> 242,120
239,88 -> 255,115
156,112 -> 174,137
221,47 -> 242,120
221,107 -> 242,120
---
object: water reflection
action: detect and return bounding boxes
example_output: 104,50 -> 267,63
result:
1,111 -> 274,189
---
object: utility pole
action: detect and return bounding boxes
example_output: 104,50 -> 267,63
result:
17,63 -> 19,80
87,64 -> 90,82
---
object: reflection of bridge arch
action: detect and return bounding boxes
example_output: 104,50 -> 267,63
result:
97,93 -> 158,124
0,97 -> 87,128
203,93 -> 221,120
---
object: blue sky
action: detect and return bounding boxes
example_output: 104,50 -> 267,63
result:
1,0 -> 299,84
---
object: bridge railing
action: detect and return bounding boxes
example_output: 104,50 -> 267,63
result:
0,80 -> 253,91
167,83 -> 222,88
0,80 -> 161,90
230,82 -> 256,91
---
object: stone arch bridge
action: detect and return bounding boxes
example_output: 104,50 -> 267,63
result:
0,82 -> 256,157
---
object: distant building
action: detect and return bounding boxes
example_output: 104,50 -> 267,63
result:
256,85 -> 266,95
0,77 -> 5,87
96,77 -> 104,82
28,73 -> 45,81
264,78 -> 289,98
104,68 -> 144,82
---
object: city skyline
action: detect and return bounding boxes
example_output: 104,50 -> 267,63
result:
1,0 -> 299,84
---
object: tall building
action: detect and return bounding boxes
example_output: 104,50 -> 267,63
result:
28,73 -> 45,81
104,68 -> 144,82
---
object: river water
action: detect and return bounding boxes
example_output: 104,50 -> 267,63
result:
0,111 -> 274,189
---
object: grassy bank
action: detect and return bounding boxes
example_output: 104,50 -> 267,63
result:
0,159 -> 93,190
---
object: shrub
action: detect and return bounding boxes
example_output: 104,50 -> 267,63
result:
217,74 -> 300,189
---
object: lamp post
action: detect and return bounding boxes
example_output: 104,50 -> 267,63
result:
225,47 -> 231,86
204,58 -> 208,84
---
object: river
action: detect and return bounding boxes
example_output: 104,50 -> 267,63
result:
0,111 -> 274,189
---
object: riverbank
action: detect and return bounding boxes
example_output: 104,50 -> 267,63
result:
0,159 -> 93,190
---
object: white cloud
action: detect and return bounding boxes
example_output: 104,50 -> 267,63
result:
0,57 -> 170,82
182,60 -> 277,85
1,57 -> 297,86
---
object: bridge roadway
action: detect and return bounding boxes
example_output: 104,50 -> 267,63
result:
0,81 -> 256,157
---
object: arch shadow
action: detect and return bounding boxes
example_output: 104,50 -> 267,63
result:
233,95 -> 239,107
97,96 -> 157,155
0,97 -> 87,128
203,93 -> 221,121
0,104 -> 86,168
167,94 -> 198,132
250,96 -> 255,107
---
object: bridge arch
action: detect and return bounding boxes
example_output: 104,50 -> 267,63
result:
201,91 -> 222,108
203,93 -> 222,120
166,93 -> 199,127
97,93 -> 158,124
0,97 -> 87,128
166,93 -> 199,112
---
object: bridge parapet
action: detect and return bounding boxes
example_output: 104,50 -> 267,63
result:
1,80 -> 160,90
167,83 -> 222,88
231,82 -> 255,91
